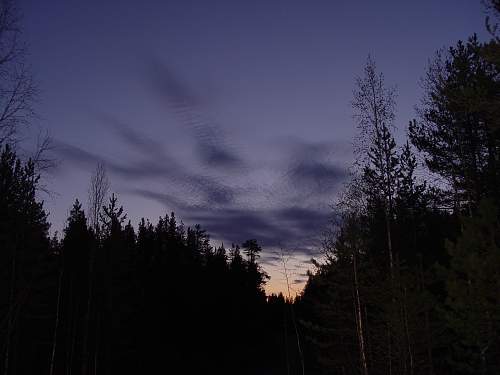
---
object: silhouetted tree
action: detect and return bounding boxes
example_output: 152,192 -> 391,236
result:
0,144 -> 51,375
441,199 -> 500,374
0,0 -> 36,144
57,200 -> 91,374
410,35 -> 500,213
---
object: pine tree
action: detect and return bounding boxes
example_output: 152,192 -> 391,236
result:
410,35 -> 500,212
443,199 -> 500,374
242,239 -> 262,264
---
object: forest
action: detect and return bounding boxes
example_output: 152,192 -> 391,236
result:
2,0 -> 500,374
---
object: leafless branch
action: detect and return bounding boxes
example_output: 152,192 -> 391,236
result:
88,163 -> 110,234
32,129 -> 56,172
0,0 -> 36,145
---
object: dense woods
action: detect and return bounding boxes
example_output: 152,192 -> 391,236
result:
2,0 -> 500,374
1,146 -> 296,374
297,3 -> 500,374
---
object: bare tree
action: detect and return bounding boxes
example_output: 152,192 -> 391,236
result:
0,0 -> 36,145
352,56 -> 399,375
49,259 -> 63,375
82,163 -> 108,375
28,129 -> 58,195
277,248 -> 305,375
352,55 -> 396,167
32,130 -> 56,173
87,162 -> 109,235
0,14 -> 39,361
0,1 -> 56,186
352,237 -> 369,375
352,56 -> 397,275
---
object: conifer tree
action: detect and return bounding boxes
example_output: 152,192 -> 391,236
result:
410,35 -> 500,212
0,144 -> 51,374
443,199 -> 500,374
59,200 -> 91,374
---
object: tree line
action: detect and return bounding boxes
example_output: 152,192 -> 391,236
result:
0,1 -> 300,373
296,2 -> 500,374
1,143 -> 304,374
3,0 -> 500,374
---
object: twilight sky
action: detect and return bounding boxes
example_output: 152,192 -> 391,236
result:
21,0 -> 487,294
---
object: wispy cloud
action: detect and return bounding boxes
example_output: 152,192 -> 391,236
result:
150,61 -> 245,170
54,64 -> 350,259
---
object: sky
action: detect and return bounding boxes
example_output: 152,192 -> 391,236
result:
20,0 -> 488,294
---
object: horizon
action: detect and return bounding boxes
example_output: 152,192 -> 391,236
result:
20,0 -> 487,294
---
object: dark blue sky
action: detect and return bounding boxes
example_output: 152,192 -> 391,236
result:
21,0 -> 487,292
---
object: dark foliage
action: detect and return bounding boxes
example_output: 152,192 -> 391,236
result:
3,2 -> 500,374
298,10 -> 500,375
0,144 -> 296,374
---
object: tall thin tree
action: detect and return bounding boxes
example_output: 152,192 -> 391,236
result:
82,163 -> 108,375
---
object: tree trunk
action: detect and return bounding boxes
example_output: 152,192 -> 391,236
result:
403,287 -> 414,375
81,245 -> 95,375
3,243 -> 17,375
353,250 -> 369,375
50,267 -> 64,375
283,304 -> 290,375
289,304 -> 305,375
418,255 -> 434,375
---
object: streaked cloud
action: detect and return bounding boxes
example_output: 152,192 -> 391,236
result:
53,64 -> 349,260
